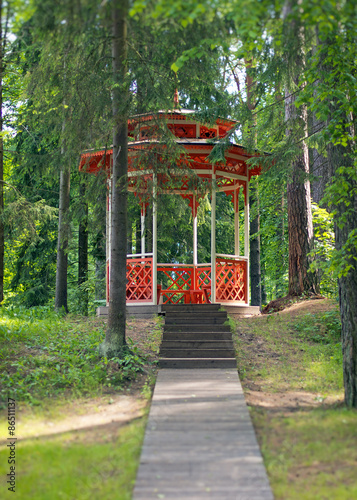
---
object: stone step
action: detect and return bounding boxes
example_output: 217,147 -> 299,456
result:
161,340 -> 234,349
163,332 -> 233,341
159,348 -> 236,358
164,324 -> 231,333
159,358 -> 237,368
162,304 -> 221,313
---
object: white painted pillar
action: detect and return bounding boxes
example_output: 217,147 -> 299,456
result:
234,189 -> 240,256
193,196 -> 198,290
141,209 -> 145,257
244,181 -> 250,304
152,174 -> 158,305
193,196 -> 198,267
244,182 -> 250,257
211,172 -> 216,303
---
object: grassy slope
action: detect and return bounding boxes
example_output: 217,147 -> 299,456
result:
233,298 -> 357,500
1,301 -> 357,499
0,307 -> 162,499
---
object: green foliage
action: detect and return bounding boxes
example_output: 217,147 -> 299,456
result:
292,309 -> 341,345
234,302 -> 343,394
109,348 -> 145,381
308,203 -> 337,296
4,0 -> 355,315
258,172 -> 289,302
0,307 -> 148,407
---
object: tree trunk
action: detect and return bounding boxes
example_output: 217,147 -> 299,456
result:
55,161 -> 70,312
283,0 -> 318,297
261,259 -> 267,305
286,149 -> 317,295
99,0 -> 129,357
246,61 -> 262,307
78,181 -> 88,316
327,143 -> 357,407
313,22 -> 357,406
95,260 -> 106,300
311,111 -> 326,205
310,28 -> 327,207
249,182 -> 262,306
0,3 -> 4,304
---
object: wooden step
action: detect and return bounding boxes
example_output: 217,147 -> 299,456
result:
159,303 -> 235,369
165,310 -> 227,318
159,348 -> 236,358
165,315 -> 227,325
159,358 -> 237,368
162,304 -> 221,313
161,340 -> 234,349
162,332 -> 233,341
164,324 -> 231,333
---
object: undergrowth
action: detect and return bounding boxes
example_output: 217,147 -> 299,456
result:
292,309 -> 341,344
234,303 -> 343,394
0,306 -> 157,408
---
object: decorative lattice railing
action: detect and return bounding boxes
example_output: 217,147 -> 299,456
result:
157,264 -> 194,304
195,265 -> 212,303
215,257 -> 247,303
124,257 -> 247,304
126,257 -> 153,302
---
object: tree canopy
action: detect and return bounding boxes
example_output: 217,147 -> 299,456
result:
1,0 -> 356,406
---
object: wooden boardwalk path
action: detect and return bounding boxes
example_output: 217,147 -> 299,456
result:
133,369 -> 274,500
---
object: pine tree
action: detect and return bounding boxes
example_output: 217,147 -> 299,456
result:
99,0 -> 129,358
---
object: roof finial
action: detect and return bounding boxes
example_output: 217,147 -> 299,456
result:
174,88 -> 179,109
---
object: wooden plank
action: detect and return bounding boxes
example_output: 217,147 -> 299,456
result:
133,369 -> 274,500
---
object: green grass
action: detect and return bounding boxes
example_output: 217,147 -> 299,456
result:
234,305 -> 343,394
0,416 -> 146,500
0,306 -> 158,408
254,407 -> 357,500
0,306 -> 161,500
233,300 -> 357,499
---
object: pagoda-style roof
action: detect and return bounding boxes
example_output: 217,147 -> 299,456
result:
79,109 -> 264,210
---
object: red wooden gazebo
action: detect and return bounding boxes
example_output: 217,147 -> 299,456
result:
79,109 -> 262,310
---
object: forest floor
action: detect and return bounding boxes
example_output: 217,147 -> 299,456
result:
1,299 -> 357,499
234,297 -> 357,500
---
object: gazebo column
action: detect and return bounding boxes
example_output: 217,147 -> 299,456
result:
211,172 -> 216,303
244,182 -> 250,304
234,189 -> 240,256
193,197 -> 198,267
140,207 -> 145,257
193,195 -> 198,289
152,174 -> 158,305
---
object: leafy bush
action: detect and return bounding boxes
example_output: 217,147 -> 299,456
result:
292,309 -> 341,344
309,203 -> 337,297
